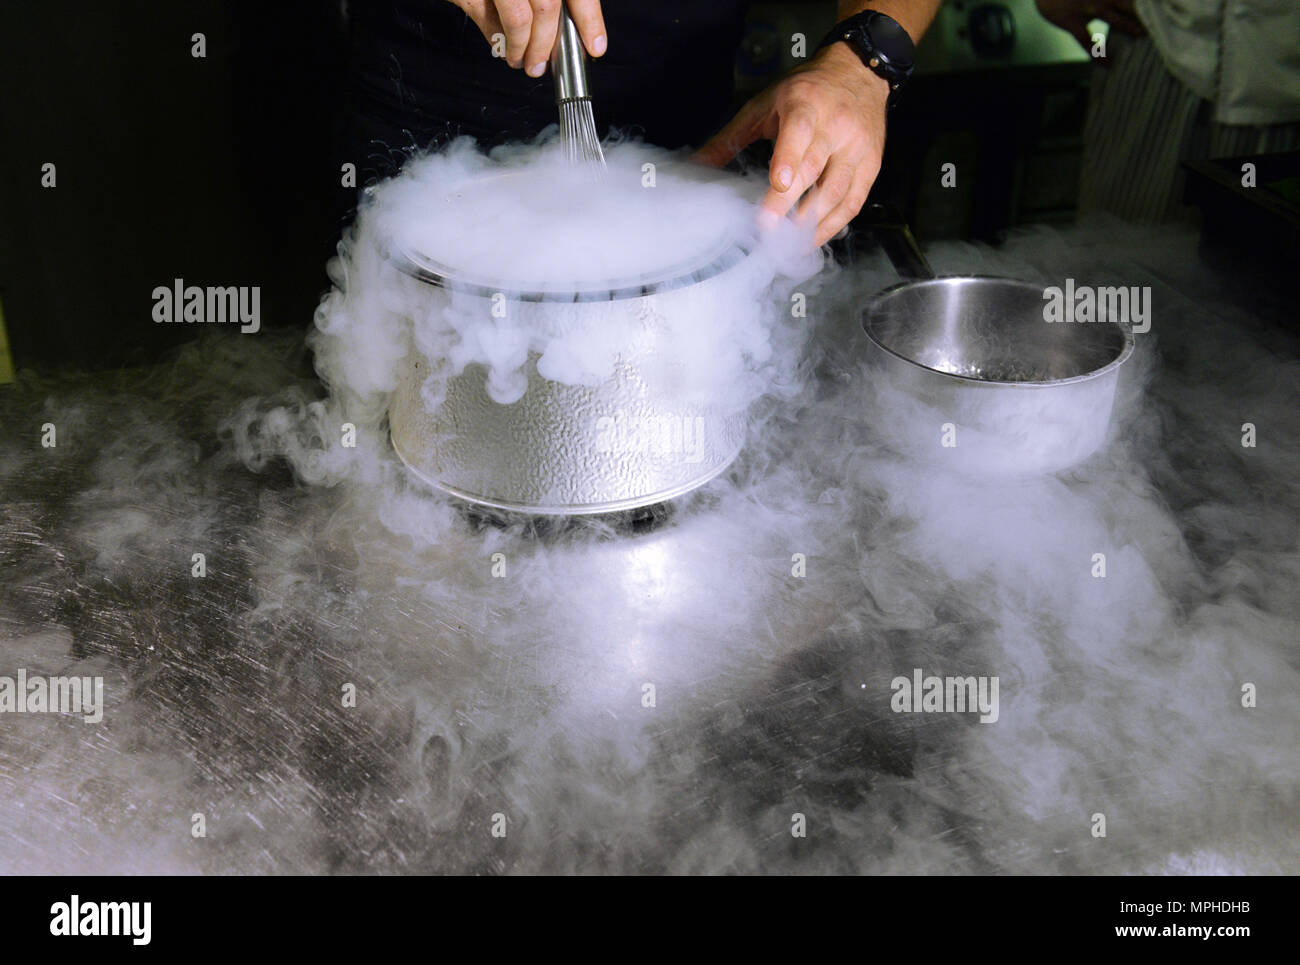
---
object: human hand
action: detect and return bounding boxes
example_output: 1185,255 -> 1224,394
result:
696,43 -> 891,247
447,0 -> 607,76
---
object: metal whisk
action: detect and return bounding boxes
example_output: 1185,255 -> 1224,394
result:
551,3 -> 605,168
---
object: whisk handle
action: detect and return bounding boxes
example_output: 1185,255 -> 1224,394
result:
551,3 -> 591,102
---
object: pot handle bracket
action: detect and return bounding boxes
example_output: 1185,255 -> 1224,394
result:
858,202 -> 937,281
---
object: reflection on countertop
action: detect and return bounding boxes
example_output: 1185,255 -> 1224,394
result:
1,222 -> 1296,874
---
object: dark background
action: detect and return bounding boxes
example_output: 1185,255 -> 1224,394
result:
0,0 -> 1092,371
0,1 -> 349,371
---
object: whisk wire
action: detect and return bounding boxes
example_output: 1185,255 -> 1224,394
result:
552,4 -> 605,169
559,99 -> 605,167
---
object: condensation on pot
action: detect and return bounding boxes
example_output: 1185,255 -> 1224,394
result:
316,139 -> 824,514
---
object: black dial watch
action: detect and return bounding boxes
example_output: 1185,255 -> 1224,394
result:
816,11 -> 916,104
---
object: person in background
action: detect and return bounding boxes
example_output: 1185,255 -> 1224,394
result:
342,1 -> 941,245
1036,0 -> 1300,222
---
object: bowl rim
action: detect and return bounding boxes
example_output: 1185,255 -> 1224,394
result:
860,275 -> 1137,388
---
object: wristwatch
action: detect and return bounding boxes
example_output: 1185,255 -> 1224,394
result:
816,11 -> 916,104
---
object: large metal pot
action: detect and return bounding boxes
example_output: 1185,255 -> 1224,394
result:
383,174 -> 770,514
860,206 -> 1135,475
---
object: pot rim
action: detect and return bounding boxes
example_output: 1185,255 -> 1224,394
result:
385,239 -> 754,303
861,274 -> 1136,389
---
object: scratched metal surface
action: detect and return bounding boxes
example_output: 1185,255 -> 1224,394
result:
1,226 -> 1297,874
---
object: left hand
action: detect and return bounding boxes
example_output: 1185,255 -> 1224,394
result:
695,43 -> 891,247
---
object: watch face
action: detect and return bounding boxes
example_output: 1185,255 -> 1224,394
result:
865,12 -> 915,70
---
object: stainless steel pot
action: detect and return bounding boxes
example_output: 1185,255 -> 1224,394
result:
384,179 -> 766,514
860,206 -> 1135,475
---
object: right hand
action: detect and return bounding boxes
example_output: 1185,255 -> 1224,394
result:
447,1 -> 608,77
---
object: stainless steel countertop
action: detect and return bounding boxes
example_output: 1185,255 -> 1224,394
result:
1,224 -> 1296,874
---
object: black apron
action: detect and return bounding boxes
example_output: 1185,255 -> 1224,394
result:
342,0 -> 751,184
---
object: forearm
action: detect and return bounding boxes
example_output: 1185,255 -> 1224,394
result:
836,0 -> 942,45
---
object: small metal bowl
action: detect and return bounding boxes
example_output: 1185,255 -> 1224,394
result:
861,276 -> 1135,475
863,276 -> 1133,385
